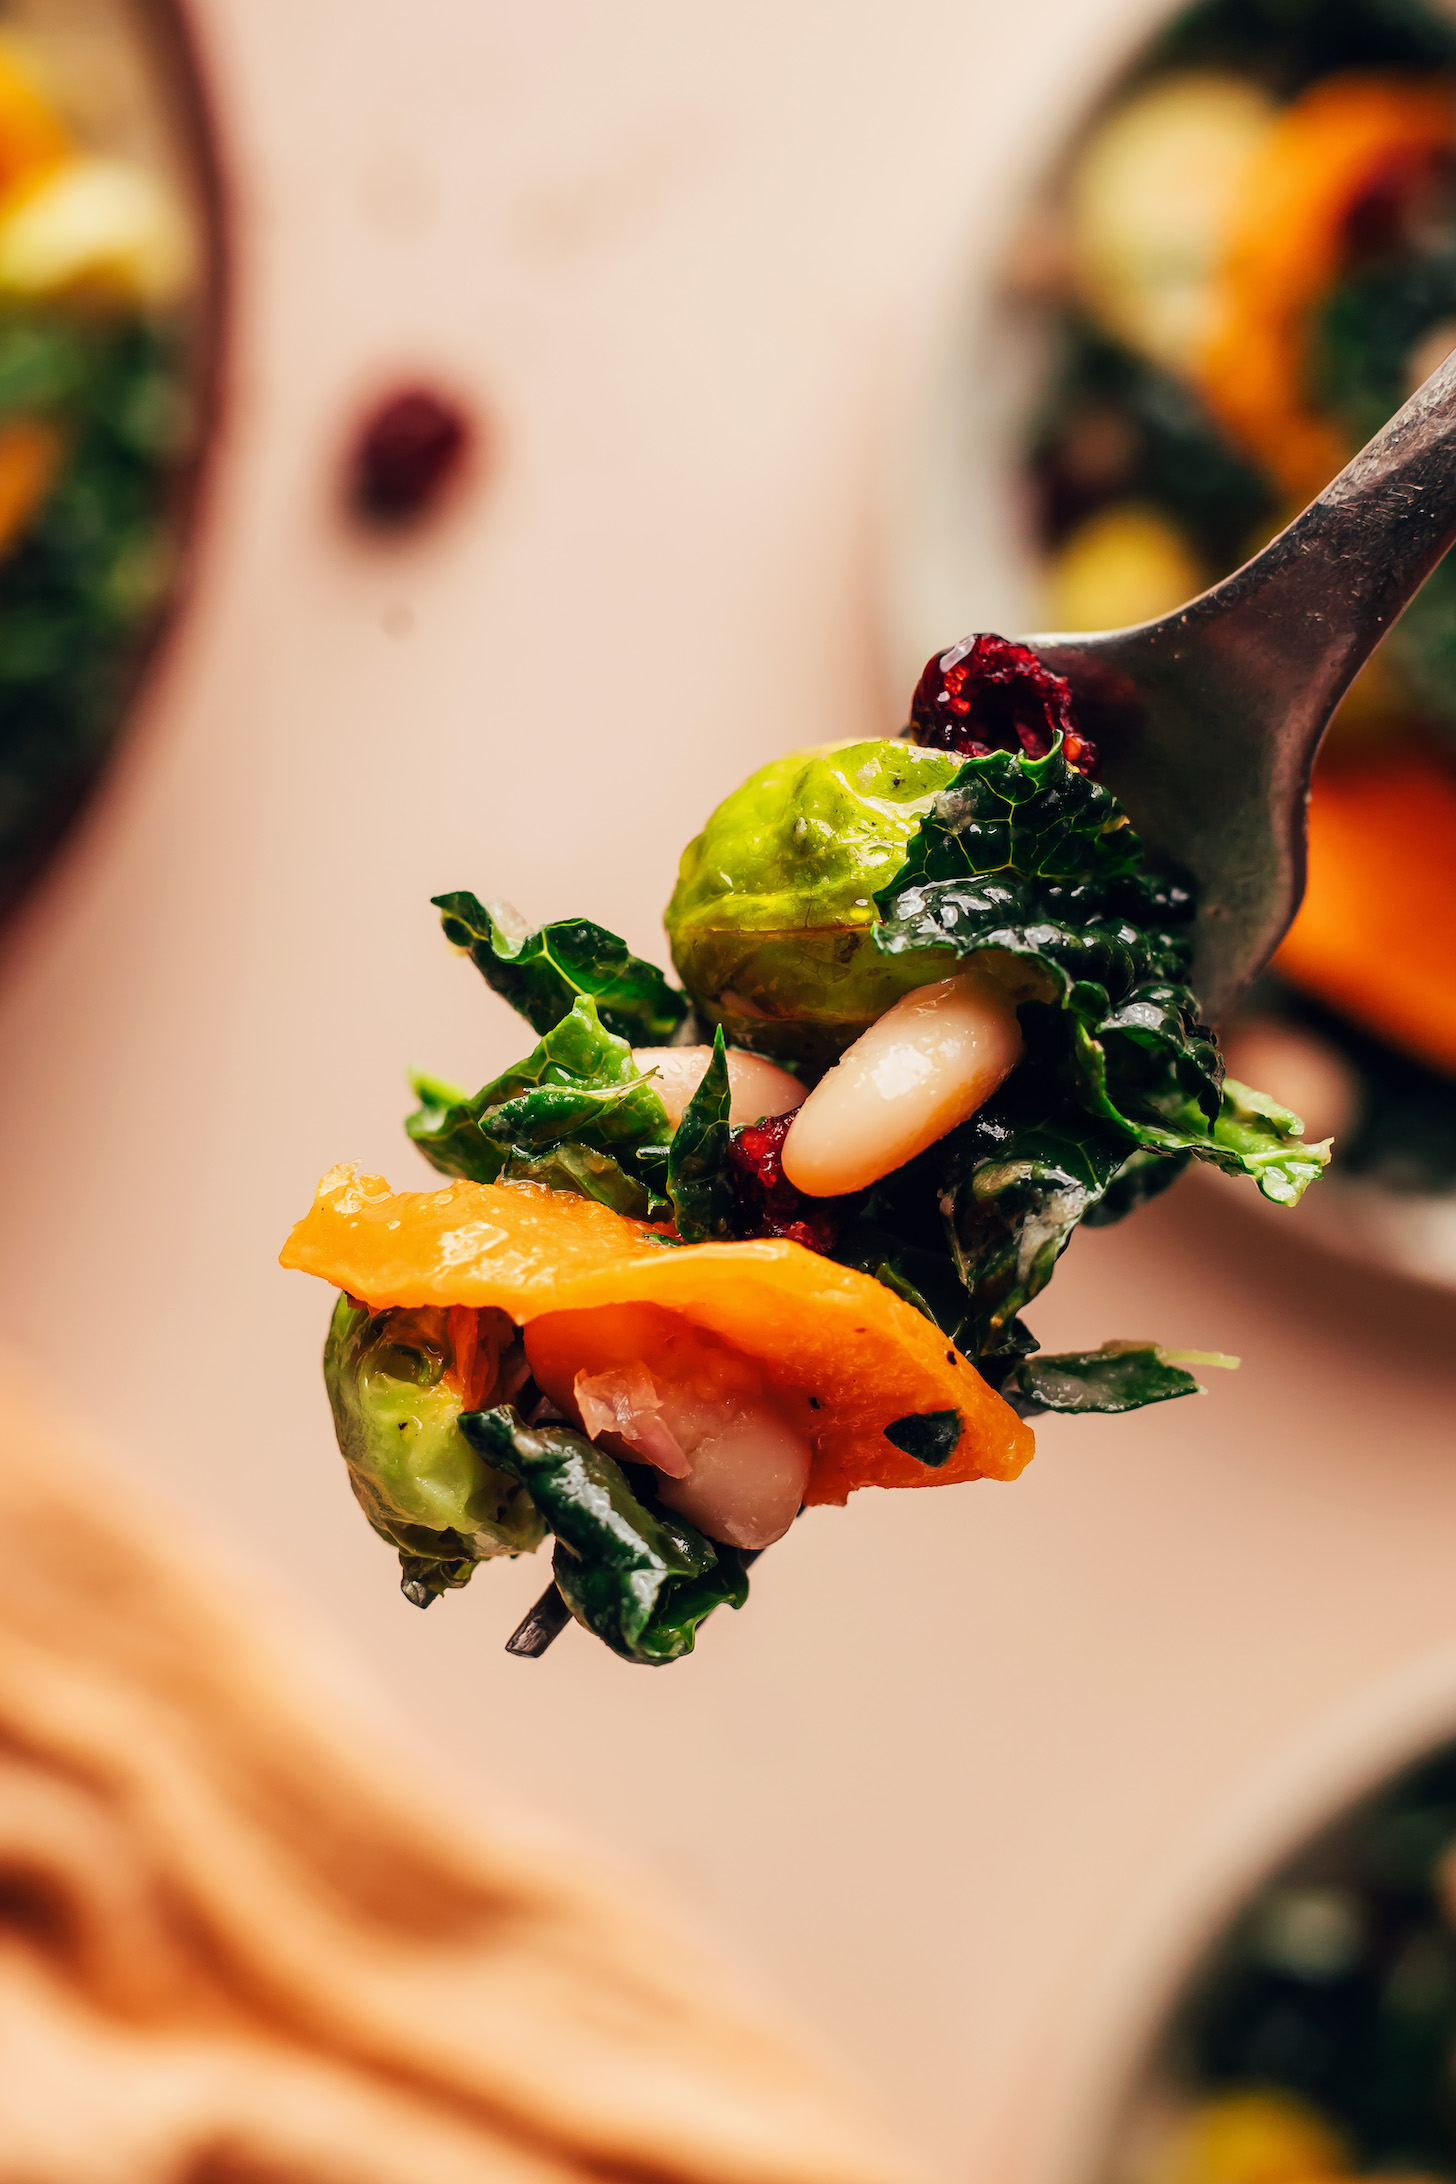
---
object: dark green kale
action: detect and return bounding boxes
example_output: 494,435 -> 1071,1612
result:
936,1083 -> 1139,1360
855,739 -> 1325,1396
433,891 -> 687,1042
1082,1145 -> 1193,1228
875,740 -> 1329,1200
999,1340 -> 1236,1416
406,993 -> 673,1216
0,309 -> 199,926
1029,319 -> 1275,568
666,1025 -> 734,1241
1148,0 -> 1456,111
460,1406 -> 749,1664
323,1295 -> 545,1606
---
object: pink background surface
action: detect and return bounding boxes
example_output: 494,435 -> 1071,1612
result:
0,3 -> 1453,2175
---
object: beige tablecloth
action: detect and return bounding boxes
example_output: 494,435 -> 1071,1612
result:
0,1361 -> 918,2184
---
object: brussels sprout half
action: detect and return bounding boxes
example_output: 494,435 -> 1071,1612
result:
665,740 -> 960,1067
323,1294 -> 545,1603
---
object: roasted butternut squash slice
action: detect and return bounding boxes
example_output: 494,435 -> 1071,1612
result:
281,1164 -> 1034,1509
1196,78 -> 1456,496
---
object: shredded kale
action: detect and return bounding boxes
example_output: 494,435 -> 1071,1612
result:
666,1026 -> 735,1241
874,740 -> 1329,1204
460,1406 -> 749,1664
406,993 -> 673,1216
999,1341 -> 1237,1416
433,891 -> 688,1042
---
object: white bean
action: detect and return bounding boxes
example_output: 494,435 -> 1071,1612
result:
632,1044 -> 806,1128
525,1304 -> 811,1549
780,968 -> 1023,1197
654,1410 -> 811,1549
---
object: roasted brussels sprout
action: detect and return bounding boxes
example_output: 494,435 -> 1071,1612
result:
323,1295 -> 544,1604
665,740 -> 959,1066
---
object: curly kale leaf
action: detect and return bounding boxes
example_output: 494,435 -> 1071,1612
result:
1071,982 -> 1220,1143
1210,1077 -> 1334,1204
874,742 -> 1328,1204
433,892 -> 687,1042
323,1296 -> 545,1605
472,997 -> 669,1148
878,739 -> 1150,899
667,1025 -> 734,1241
1082,1145 -> 1192,1228
407,995 -> 673,1214
460,1406 -> 748,1664
405,1071 -> 507,1184
832,1220 -> 984,1350
497,1143 -> 667,1218
1000,1340 -> 1237,1415
939,1083 -> 1138,1359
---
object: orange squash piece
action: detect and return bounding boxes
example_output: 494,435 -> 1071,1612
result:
1196,78 -> 1456,497
1275,752 -> 1456,1076
0,43 -> 70,199
0,416 -> 59,559
281,1164 -> 1034,1508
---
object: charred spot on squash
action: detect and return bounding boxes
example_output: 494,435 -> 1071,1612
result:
883,1410 -> 963,1467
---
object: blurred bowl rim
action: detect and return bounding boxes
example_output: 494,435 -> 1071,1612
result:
0,0 -> 230,946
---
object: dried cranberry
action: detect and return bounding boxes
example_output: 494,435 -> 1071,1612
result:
905,632 -> 1095,774
1342,148 -> 1455,264
727,1112 -> 841,1255
349,386 -> 471,526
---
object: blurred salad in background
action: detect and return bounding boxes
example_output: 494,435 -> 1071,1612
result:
1105,1736 -> 1456,2184
0,0 -> 211,927
1015,0 -> 1456,1286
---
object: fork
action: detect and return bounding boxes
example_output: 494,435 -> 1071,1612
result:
1028,345 -> 1456,1023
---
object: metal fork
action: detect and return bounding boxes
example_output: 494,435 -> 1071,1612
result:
1027,345 -> 1456,1023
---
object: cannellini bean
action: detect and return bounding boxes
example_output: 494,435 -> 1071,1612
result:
525,1303 -> 811,1549
781,967 -> 1022,1197
655,1410 -> 811,1549
632,1044 -> 806,1128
